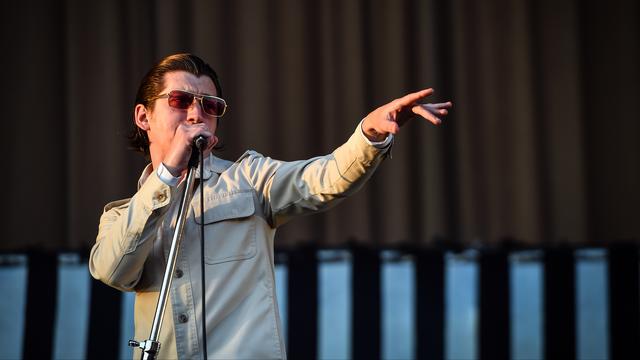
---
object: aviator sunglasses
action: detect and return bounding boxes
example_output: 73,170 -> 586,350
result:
152,90 -> 228,117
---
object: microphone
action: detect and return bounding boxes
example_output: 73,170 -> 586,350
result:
193,135 -> 208,150
189,135 -> 208,168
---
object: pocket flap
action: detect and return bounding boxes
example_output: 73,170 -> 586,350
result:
192,190 -> 255,224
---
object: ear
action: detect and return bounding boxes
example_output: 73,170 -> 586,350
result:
134,104 -> 151,131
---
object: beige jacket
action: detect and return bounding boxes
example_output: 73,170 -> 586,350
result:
89,126 -> 390,359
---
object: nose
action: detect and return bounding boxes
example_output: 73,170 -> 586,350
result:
186,97 -> 204,123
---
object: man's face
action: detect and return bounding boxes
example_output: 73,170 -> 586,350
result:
144,71 -> 220,160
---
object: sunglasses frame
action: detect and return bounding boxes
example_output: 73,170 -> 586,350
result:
151,89 -> 228,118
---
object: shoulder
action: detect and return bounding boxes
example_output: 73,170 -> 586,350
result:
232,150 -> 278,171
104,198 -> 131,213
225,150 -> 286,186
212,150 -> 271,177
235,150 -> 266,163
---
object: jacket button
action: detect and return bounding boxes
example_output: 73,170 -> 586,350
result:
178,313 -> 188,323
175,269 -> 183,278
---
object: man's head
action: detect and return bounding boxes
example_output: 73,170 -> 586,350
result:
129,53 -> 224,157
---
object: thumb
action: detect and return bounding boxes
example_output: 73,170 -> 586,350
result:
384,118 -> 400,134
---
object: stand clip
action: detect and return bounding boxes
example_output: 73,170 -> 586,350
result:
128,339 -> 160,359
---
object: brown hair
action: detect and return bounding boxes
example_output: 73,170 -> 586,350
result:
128,53 -> 224,156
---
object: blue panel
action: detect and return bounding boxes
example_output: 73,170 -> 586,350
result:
318,250 -> 352,360
510,251 -> 543,360
275,262 -> 288,345
576,249 -> 609,360
445,251 -> 478,360
381,252 -> 415,360
53,254 -> 91,360
120,291 -> 136,359
0,255 -> 28,360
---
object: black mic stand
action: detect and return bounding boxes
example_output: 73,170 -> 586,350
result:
128,145 -> 202,360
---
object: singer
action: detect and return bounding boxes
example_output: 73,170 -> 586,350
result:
88,53 -> 451,359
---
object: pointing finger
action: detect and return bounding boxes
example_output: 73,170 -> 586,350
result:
393,88 -> 434,108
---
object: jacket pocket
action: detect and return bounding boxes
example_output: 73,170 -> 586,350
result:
191,190 -> 257,264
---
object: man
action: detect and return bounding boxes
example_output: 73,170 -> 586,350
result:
89,53 -> 451,359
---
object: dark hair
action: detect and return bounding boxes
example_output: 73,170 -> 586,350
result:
128,53 -> 224,156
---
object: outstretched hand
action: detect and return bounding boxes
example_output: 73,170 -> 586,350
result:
361,88 -> 452,142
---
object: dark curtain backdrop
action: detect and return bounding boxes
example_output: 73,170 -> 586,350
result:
1,0 -> 638,251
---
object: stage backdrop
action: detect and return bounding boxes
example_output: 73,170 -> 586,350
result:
1,0 -> 638,251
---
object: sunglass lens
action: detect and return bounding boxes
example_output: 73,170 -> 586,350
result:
203,98 -> 225,116
168,91 -> 194,109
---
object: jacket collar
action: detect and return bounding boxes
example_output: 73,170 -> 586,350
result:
207,154 -> 231,177
138,154 -> 230,188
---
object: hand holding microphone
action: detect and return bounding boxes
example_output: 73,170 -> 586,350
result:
189,135 -> 209,168
163,123 -> 215,176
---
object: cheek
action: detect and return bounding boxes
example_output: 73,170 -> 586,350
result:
149,116 -> 182,142
206,118 -> 219,132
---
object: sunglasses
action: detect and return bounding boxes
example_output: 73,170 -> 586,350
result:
153,90 -> 228,117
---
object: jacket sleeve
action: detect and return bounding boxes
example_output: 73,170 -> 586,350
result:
241,124 -> 391,227
89,172 -> 173,291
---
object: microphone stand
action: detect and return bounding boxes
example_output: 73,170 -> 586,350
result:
129,146 -> 202,360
